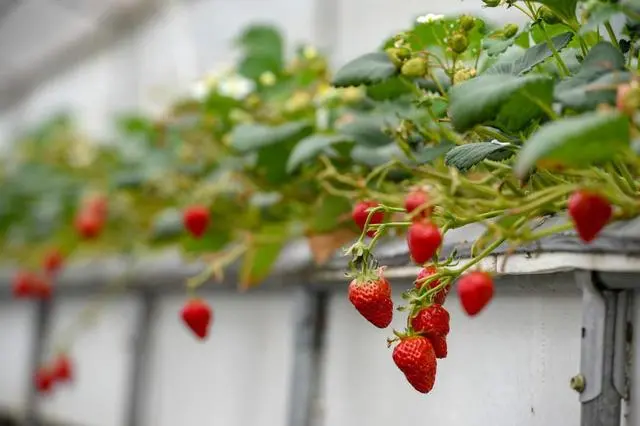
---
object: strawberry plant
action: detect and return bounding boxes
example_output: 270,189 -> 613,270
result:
3,0 -> 640,396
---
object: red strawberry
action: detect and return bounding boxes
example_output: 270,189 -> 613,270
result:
32,276 -> 52,300
181,299 -> 213,339
415,265 -> 449,305
75,212 -> 103,239
568,190 -> 612,243
52,354 -> 73,383
457,271 -> 494,316
407,221 -> 442,264
43,249 -> 64,275
392,336 -> 437,393
34,367 -> 54,394
352,200 -> 384,238
183,206 -> 210,238
348,273 -> 393,328
428,334 -> 448,359
411,305 -> 450,336
404,190 -> 432,219
12,271 -> 36,298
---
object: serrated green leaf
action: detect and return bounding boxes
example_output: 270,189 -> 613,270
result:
230,121 -> 313,152
445,142 -> 515,172
514,111 -> 630,177
449,74 -> 554,132
483,23 -> 532,56
286,134 -> 353,173
332,52 -> 397,87
366,77 -> 413,100
412,142 -> 456,164
486,32 -> 573,75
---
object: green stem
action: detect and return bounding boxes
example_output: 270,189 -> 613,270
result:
457,237 -> 507,275
525,222 -> 574,241
604,21 -> 620,51
539,25 -> 571,77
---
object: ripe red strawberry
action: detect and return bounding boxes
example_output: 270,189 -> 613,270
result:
351,200 -> 384,238
404,190 -> 432,219
457,271 -> 494,316
43,249 -> 64,275
568,190 -> 612,243
392,336 -> 437,393
12,271 -> 36,298
415,265 -> 449,305
75,212 -> 103,239
52,354 -> 73,383
348,273 -> 393,328
183,206 -> 210,238
181,299 -> 213,339
428,334 -> 448,359
34,367 -> 54,394
411,305 -> 450,336
407,221 -> 442,265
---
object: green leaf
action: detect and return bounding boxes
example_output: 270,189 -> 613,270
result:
514,111 -> 630,178
449,74 -> 554,132
554,42 -> 627,111
412,142 -> 456,164
230,121 -> 313,152
482,23 -> 531,56
485,32 -> 573,75
332,52 -> 397,87
308,195 -> 353,233
351,143 -> 406,167
366,77 -> 413,100
338,116 -> 394,147
149,209 -> 183,242
239,223 -> 288,289
555,71 -> 631,111
286,134 -> 353,173
445,141 -> 515,172
235,25 -> 284,78
531,0 -> 578,21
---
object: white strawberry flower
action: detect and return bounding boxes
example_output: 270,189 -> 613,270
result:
416,13 -> 445,24
217,74 -> 256,100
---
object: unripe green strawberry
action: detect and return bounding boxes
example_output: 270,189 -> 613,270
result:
459,15 -> 475,31
401,57 -> 428,78
386,47 -> 411,68
540,6 -> 561,24
392,336 -> 437,393
453,67 -> 476,84
503,23 -> 519,38
482,0 -> 501,7
448,33 -> 469,54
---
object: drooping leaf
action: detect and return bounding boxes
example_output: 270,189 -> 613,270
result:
514,111 -> 630,178
230,121 -> 313,152
332,52 -> 398,87
308,194 -> 354,234
485,32 -> 573,75
239,223 -> 289,289
286,134 -> 353,173
307,228 -> 359,265
449,74 -> 554,132
445,141 -> 515,172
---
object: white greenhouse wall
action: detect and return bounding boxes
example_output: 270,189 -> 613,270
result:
0,0 -> 526,145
